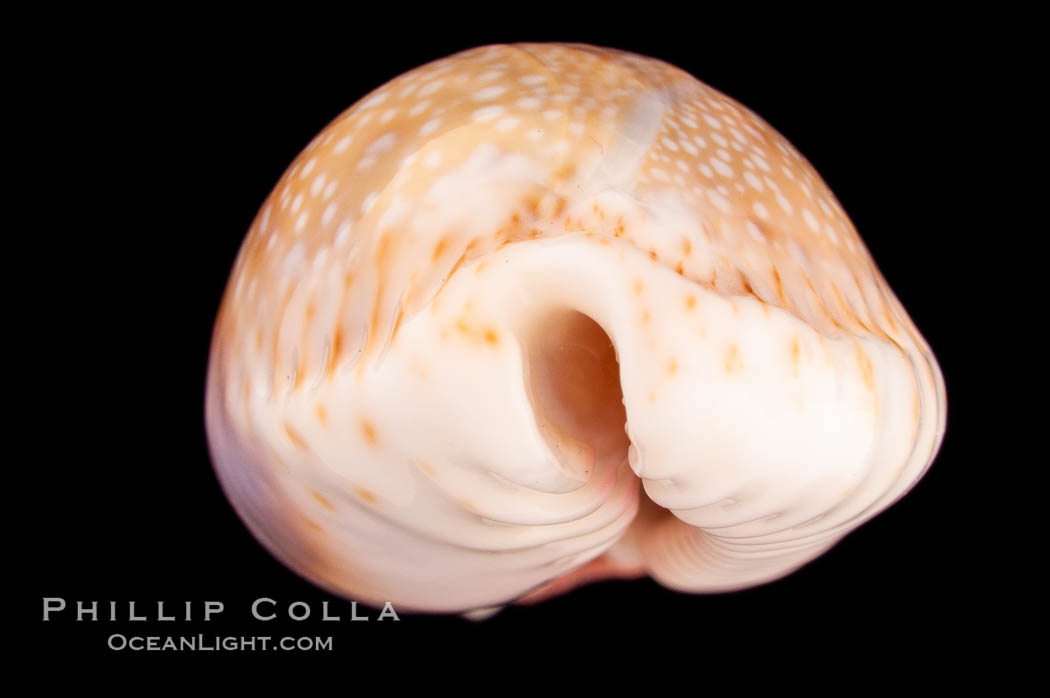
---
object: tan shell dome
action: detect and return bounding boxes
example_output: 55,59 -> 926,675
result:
205,43 -> 946,614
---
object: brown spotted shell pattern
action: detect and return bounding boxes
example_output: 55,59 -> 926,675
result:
205,43 -> 946,613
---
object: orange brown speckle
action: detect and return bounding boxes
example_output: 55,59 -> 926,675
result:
311,490 -> 335,511
365,232 -> 397,357
315,403 -> 328,426
790,339 -> 800,377
685,295 -> 696,310
326,325 -> 344,378
432,235 -> 451,261
293,355 -> 306,391
434,253 -> 469,299
552,198 -> 566,218
667,359 -> 678,375
884,303 -> 899,334
772,267 -> 786,304
355,486 -> 378,503
360,419 -> 378,448
855,342 -> 874,392
270,287 -> 295,392
483,328 -> 499,345
522,195 -> 540,218
391,305 -> 407,340
283,422 -> 308,450
725,345 -> 742,373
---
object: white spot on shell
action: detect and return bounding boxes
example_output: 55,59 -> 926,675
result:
745,220 -> 764,242
711,157 -> 733,178
362,192 -> 377,214
310,173 -> 327,196
472,105 -> 504,122
366,132 -> 398,156
360,92 -> 388,110
473,85 -> 507,101
706,188 -> 730,213
419,79 -> 445,97
335,219 -> 353,246
825,223 -> 840,246
802,208 -> 820,232
420,118 -> 441,136
323,180 -> 338,200
497,116 -> 521,132
321,203 -> 337,225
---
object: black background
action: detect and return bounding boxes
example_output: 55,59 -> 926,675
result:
23,15 -> 1009,667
